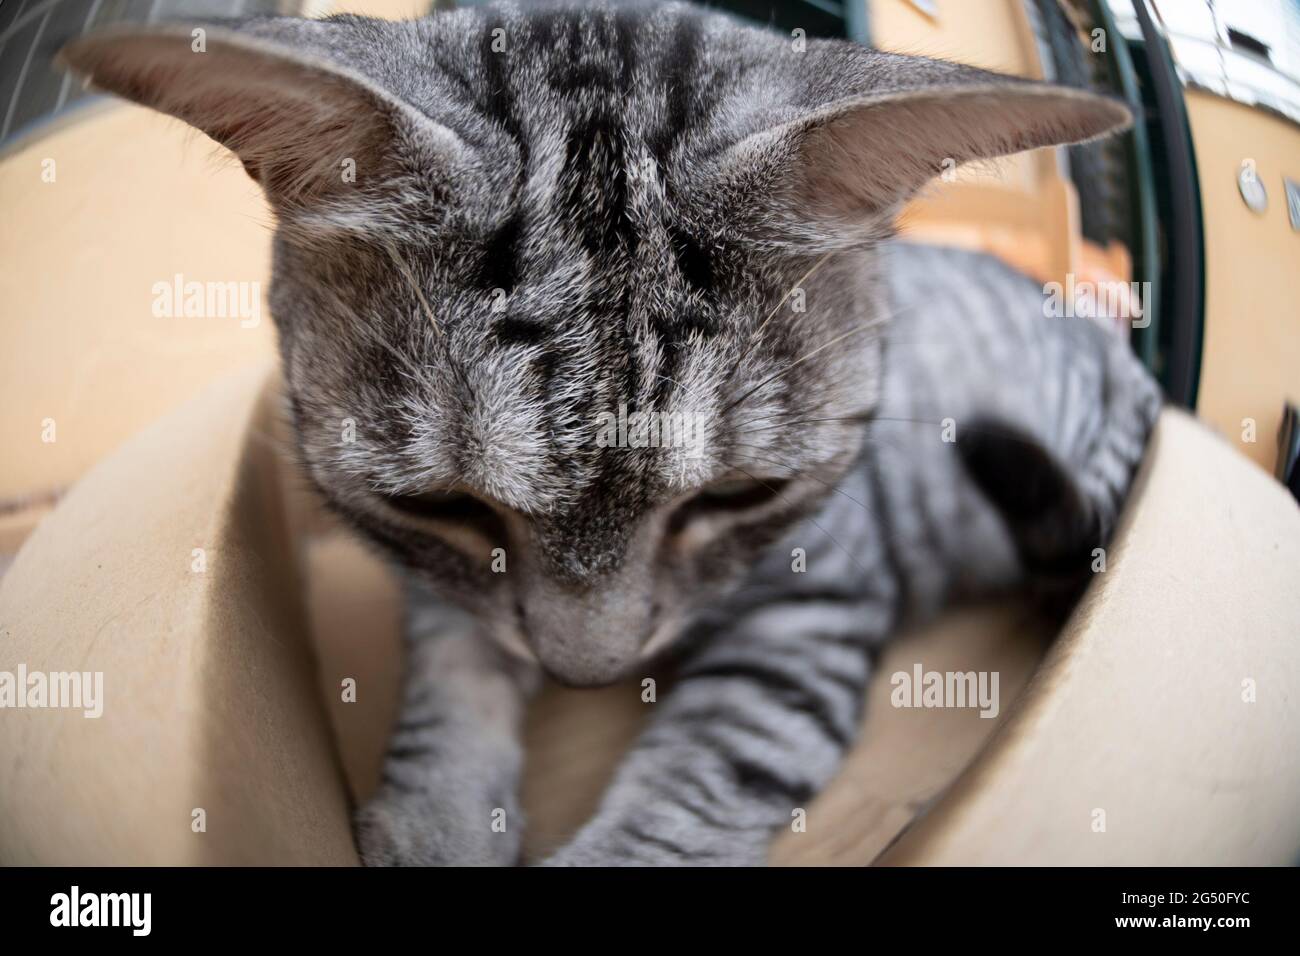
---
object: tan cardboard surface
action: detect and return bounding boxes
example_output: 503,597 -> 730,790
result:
0,363 -> 354,865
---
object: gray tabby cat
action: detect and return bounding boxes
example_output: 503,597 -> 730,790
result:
61,2 -> 1160,865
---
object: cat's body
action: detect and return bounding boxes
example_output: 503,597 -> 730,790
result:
60,2 -> 1160,865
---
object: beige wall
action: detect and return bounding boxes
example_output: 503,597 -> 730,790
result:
1186,91 -> 1300,474
325,0 -> 432,17
870,0 -> 1041,77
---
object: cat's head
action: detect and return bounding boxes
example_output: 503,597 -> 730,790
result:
61,4 -> 1127,685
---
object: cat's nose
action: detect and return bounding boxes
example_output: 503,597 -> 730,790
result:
520,586 -> 654,688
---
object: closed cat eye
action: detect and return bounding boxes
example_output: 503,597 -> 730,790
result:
668,225 -> 713,292
669,477 -> 791,535
698,478 -> 788,508
382,489 -> 499,528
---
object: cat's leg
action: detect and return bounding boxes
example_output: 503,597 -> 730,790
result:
355,583 -> 539,866
539,594 -> 888,866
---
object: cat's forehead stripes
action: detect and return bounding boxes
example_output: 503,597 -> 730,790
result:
461,5 -> 723,259
255,4 -> 930,547
381,332 -> 733,514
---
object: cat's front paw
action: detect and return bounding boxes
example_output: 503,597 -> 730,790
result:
355,786 -> 520,867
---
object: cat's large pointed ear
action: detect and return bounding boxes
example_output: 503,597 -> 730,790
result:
720,54 -> 1131,248
57,22 -> 468,211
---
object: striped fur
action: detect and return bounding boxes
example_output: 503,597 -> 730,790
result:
60,3 -> 1158,865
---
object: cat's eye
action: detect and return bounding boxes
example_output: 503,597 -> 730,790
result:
382,488 -> 501,530
669,476 -> 791,534
480,214 -> 522,292
698,478 -> 786,508
668,225 -> 713,292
